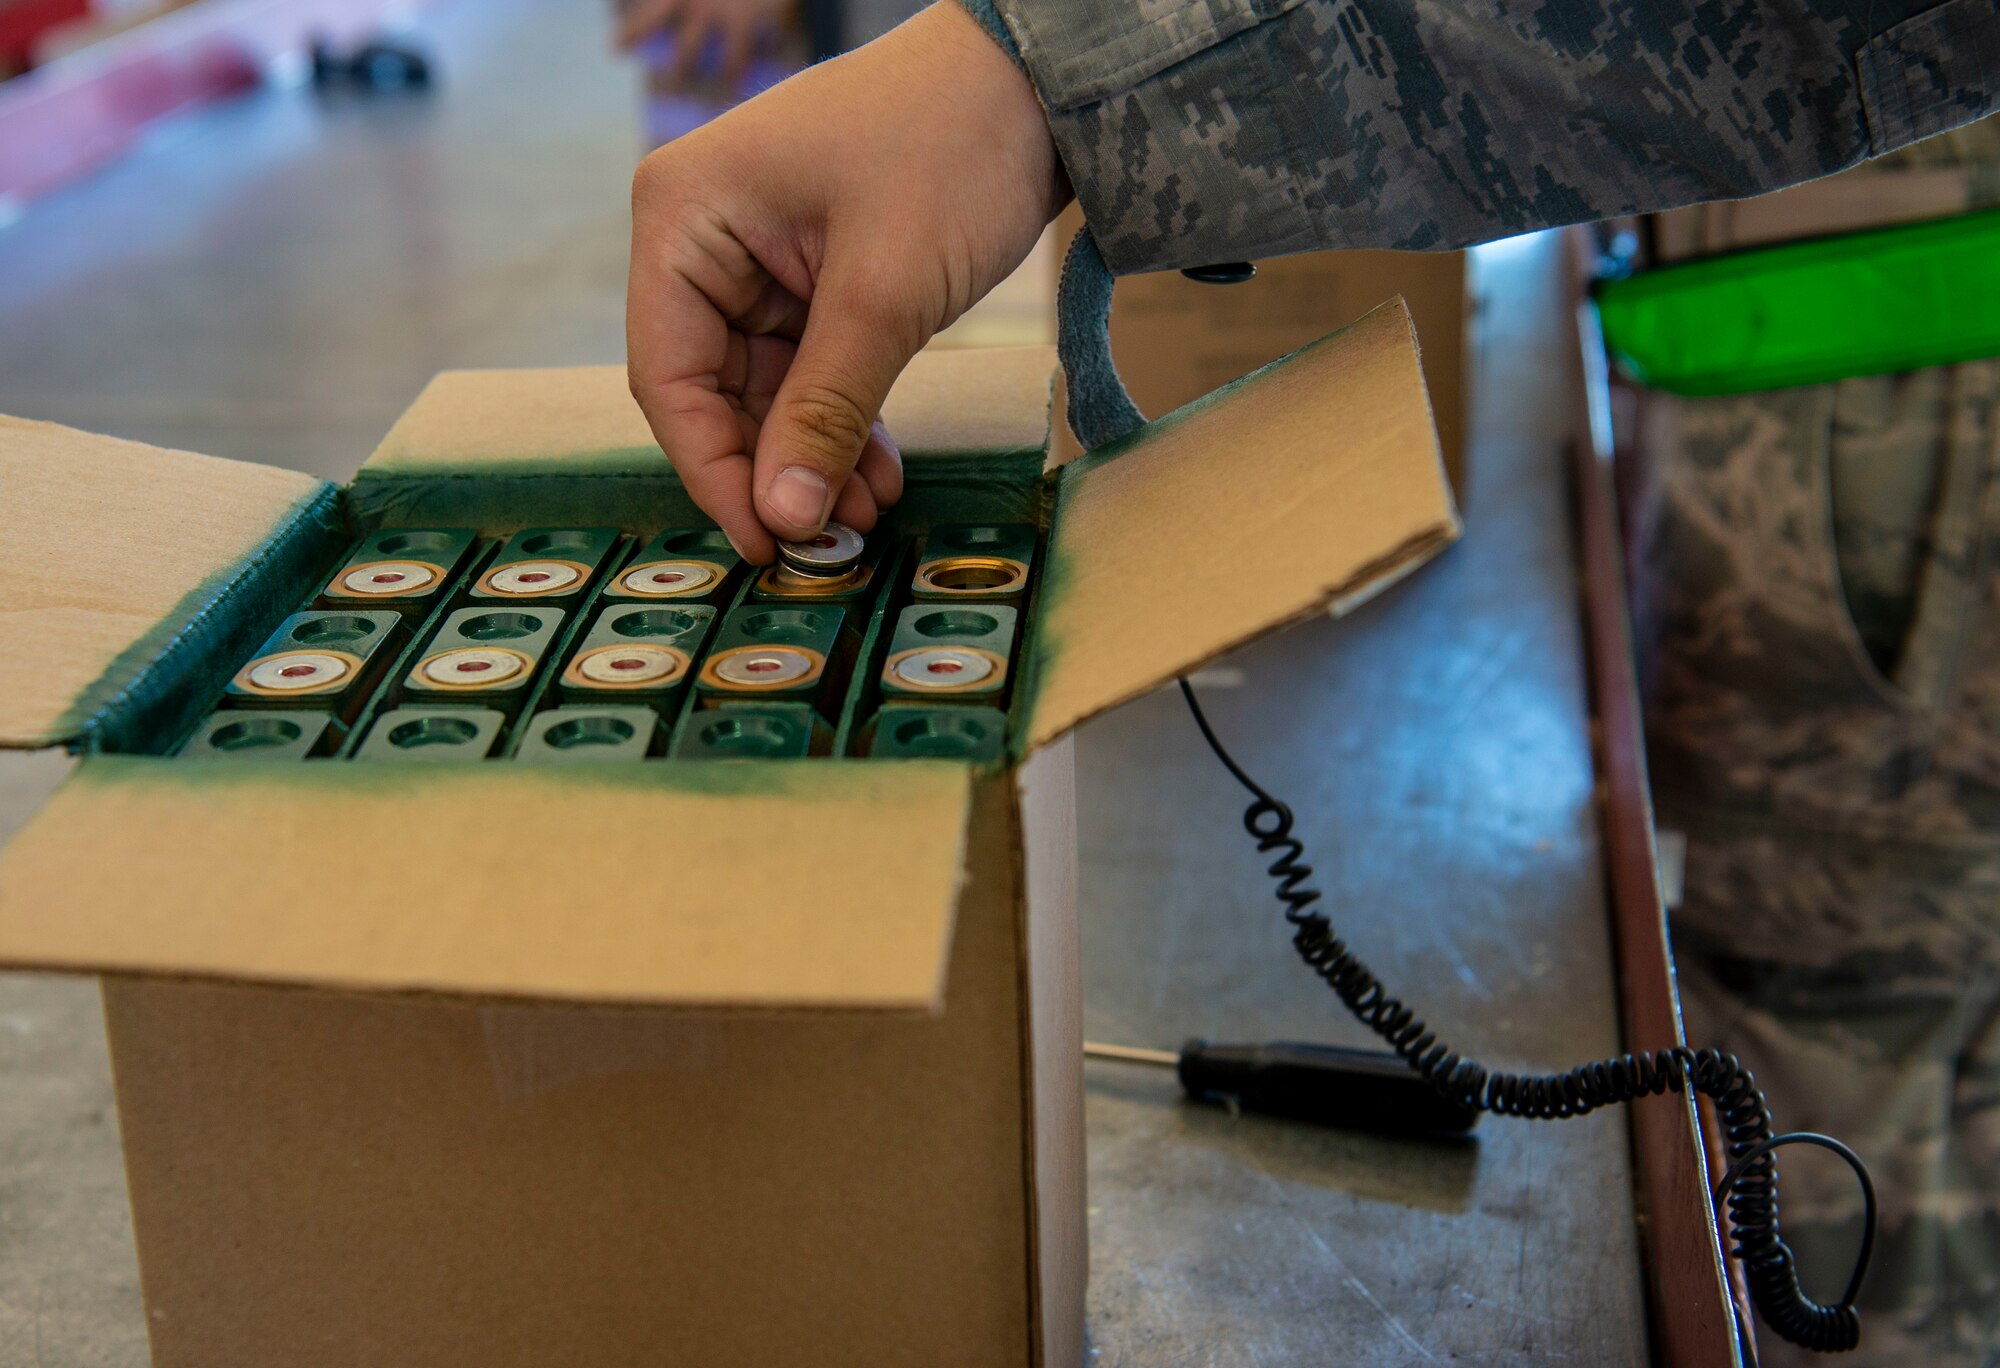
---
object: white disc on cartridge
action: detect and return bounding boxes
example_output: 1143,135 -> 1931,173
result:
892,648 -> 996,689
777,522 -> 864,577
713,649 -> 814,686
422,647 -> 526,687
246,652 -> 352,692
575,644 -> 685,685
487,561 -> 581,594
620,561 -> 716,596
341,561 -> 437,595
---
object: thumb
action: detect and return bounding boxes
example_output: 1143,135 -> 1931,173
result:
754,277 -> 919,540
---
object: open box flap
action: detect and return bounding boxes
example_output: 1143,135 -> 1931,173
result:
1021,300 -> 1461,752
0,756 -> 976,1010
0,416 -> 338,752
362,347 -> 1058,475
351,348 -> 1057,530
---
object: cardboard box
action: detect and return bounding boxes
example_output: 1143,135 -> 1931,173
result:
0,303 -> 1458,1366
1064,239 -> 1472,497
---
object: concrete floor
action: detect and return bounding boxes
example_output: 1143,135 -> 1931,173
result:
0,0 -> 1651,1361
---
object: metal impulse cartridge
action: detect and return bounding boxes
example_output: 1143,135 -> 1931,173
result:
695,604 -> 846,712
470,527 -> 619,602
178,709 -> 341,760
559,604 -> 715,707
604,528 -> 741,604
356,707 -> 506,761
319,528 -> 476,614
516,706 -> 660,761
404,607 -> 564,713
224,610 -> 403,720
879,604 -> 1017,705
868,705 -> 1007,762
912,523 -> 1035,602
671,702 -> 825,758
752,521 -> 884,604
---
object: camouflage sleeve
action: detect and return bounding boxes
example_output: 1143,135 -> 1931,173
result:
975,0 -> 2000,275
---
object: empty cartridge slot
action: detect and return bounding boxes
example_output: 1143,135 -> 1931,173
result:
471,527 -> 619,601
671,702 -> 825,759
868,705 -> 1007,762
357,707 -> 505,760
225,610 -> 403,718
911,524 -> 1035,602
560,603 -> 715,705
179,710 -> 340,760
751,525 -> 887,605
320,528 -> 476,612
696,604 -> 846,710
880,604 -> 1016,702
405,607 -> 564,710
517,706 -> 660,761
606,528 -> 740,603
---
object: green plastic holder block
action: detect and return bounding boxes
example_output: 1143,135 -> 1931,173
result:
558,603 -> 716,707
469,527 -> 620,603
178,709 -> 340,760
867,705 -> 1008,761
356,707 -> 506,761
317,528 -> 476,615
879,603 -> 1016,704
694,603 -> 847,711
516,706 -> 660,761
223,609 -> 404,719
403,606 -> 565,712
911,523 -> 1036,602
603,528 -> 742,605
670,702 -> 825,759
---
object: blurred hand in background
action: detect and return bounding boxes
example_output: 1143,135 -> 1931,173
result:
615,0 -> 796,86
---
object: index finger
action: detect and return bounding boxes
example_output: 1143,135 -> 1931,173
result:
627,263 -> 776,562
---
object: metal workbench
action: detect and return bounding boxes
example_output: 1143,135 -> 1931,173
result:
0,0 -> 1651,1361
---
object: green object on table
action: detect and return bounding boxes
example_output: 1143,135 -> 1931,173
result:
1595,208 -> 2000,396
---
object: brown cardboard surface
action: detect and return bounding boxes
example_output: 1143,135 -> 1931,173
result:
1015,736 -> 1085,1368
0,415 -> 327,748
1052,239 -> 1470,493
365,346 -> 1057,476
104,766 -> 1044,1368
1024,299 -> 1460,750
0,757 -> 974,1009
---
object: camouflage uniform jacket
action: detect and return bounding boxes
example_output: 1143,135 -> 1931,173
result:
973,0 -> 2000,274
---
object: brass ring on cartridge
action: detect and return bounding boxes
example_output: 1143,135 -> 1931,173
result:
755,563 -> 871,599
474,559 -> 592,597
913,555 -> 1028,597
883,646 -> 1008,694
234,649 -> 365,697
617,559 -> 725,598
564,643 -> 692,689
700,644 -> 825,691
412,646 -> 533,690
329,559 -> 445,598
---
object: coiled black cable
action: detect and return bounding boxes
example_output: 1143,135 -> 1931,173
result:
1178,677 -> 1876,1354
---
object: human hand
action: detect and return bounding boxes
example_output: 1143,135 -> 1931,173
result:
615,0 -> 793,85
626,2 -> 1066,562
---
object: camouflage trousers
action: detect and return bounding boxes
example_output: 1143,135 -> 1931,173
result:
1637,361 -> 2000,1367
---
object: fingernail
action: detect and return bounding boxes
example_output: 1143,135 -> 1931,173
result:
766,466 -> 831,531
